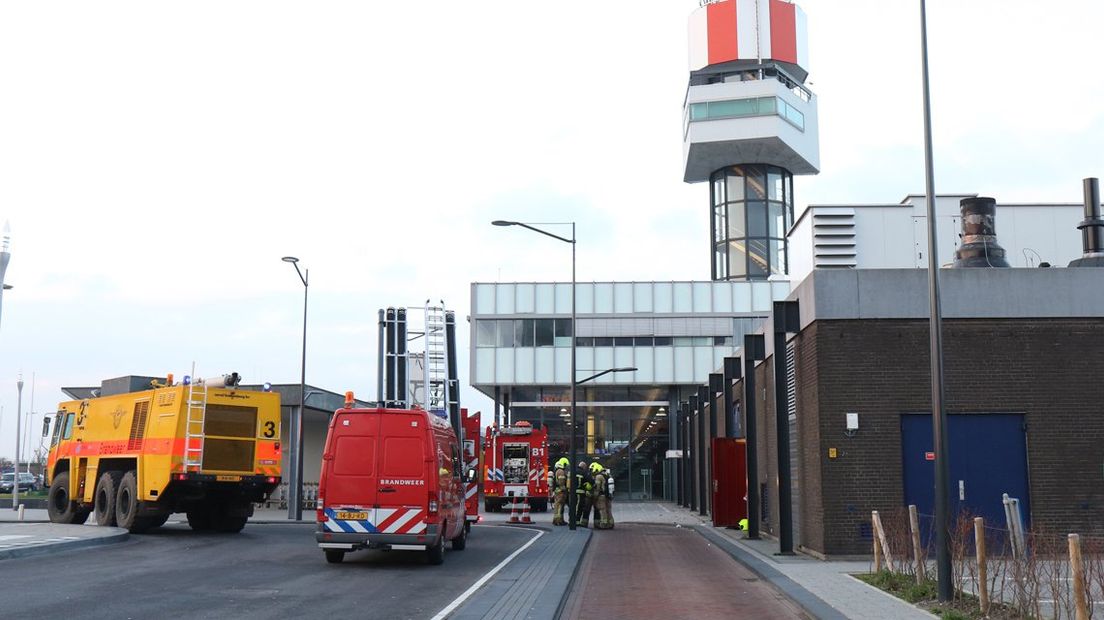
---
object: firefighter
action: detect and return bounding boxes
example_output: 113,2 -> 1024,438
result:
573,461 -> 594,528
589,462 -> 610,529
551,457 -> 570,526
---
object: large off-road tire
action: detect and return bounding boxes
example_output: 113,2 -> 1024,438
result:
187,508 -> 213,531
47,472 -> 84,524
532,499 -> 548,513
426,536 -> 445,565
94,471 -> 122,527
211,501 -> 249,533
451,523 -> 467,551
114,470 -> 142,532
136,513 -> 170,531
325,550 -> 345,564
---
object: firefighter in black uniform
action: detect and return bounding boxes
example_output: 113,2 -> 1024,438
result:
573,461 -> 594,528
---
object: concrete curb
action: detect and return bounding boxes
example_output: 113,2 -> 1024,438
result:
845,574 -> 940,619
450,525 -> 591,620
690,525 -> 847,620
553,528 -> 592,620
0,529 -> 130,561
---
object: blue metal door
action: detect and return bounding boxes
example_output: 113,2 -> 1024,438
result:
901,414 -> 1029,533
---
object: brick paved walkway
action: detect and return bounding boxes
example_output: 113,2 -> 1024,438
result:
561,523 -> 810,620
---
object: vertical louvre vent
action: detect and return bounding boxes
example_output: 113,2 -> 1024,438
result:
128,401 -> 150,451
786,343 -> 797,420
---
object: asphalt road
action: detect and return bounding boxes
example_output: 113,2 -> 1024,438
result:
4,522 -> 533,619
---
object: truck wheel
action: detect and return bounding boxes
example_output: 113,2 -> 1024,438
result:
464,521 -> 471,534
325,550 -> 345,564
533,499 -> 548,513
47,472 -> 83,524
114,470 -> 141,532
94,471 -> 122,527
426,536 -> 445,565
483,499 -> 494,513
211,502 -> 248,533
143,513 -> 170,529
187,508 -> 213,531
451,524 -> 467,551
72,507 -> 92,525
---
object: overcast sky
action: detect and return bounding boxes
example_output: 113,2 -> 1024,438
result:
1,1 -> 1101,461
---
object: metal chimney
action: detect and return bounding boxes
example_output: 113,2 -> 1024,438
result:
1068,177 -> 1104,267
952,197 -> 1010,268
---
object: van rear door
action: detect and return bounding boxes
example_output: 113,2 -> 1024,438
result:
324,412 -> 380,523
374,412 -> 429,535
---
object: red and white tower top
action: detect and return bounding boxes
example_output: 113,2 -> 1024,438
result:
688,0 -> 810,78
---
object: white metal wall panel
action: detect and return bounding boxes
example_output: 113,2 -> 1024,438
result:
693,346 -> 715,381
475,284 -> 495,314
654,282 -> 674,313
756,0 -> 772,62
515,283 -> 535,313
688,6 -> 709,71
795,5 -> 809,70
554,347 -> 571,384
576,283 -> 594,314
713,282 -> 734,313
654,347 -> 674,383
594,283 -> 615,313
673,283 -> 693,312
535,347 -> 554,383
475,349 -> 495,384
495,283 -> 515,314
614,347 -> 634,382
594,347 -> 614,373
614,282 -> 633,313
635,347 -> 655,383
736,0 -> 759,59
554,283 -> 572,313
733,283 -> 752,312
494,348 -> 515,384
633,282 -> 654,312
515,347 -> 535,383
535,283 -> 555,313
692,282 -> 712,312
752,282 -> 773,312
674,347 -> 695,383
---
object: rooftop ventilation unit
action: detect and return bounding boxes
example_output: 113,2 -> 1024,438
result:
1068,177 -> 1104,267
952,197 -> 1010,268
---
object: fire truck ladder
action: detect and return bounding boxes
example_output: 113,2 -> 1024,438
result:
183,381 -> 208,471
424,302 -> 450,415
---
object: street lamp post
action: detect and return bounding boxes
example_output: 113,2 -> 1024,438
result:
0,221 -> 11,337
282,256 -> 309,521
13,374 -> 23,510
492,220 -> 577,527
918,0 -> 952,602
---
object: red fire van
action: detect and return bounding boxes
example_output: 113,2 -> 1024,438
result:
315,400 -> 469,565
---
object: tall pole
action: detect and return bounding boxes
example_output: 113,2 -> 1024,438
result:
920,0 -> 951,602
282,257 -> 308,521
0,221 -> 10,340
13,375 -> 23,509
569,222 -> 577,530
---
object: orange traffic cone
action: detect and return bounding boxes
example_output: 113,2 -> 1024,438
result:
520,493 -> 532,524
508,494 -> 520,523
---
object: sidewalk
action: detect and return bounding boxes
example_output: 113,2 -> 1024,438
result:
619,502 -> 936,620
0,518 -> 128,561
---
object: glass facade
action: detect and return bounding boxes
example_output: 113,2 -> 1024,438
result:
710,164 -> 794,281
507,386 -> 671,500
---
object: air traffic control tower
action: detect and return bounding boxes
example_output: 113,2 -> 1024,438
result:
684,0 -> 819,281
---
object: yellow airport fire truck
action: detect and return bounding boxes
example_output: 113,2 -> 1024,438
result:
45,372 -> 282,533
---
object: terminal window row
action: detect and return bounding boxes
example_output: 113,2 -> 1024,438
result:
475,319 -> 732,348
688,96 -> 805,131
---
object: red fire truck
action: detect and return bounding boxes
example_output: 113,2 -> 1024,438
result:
461,409 -> 481,529
482,421 -> 549,512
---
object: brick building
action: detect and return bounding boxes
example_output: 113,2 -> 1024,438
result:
705,267 -> 1104,556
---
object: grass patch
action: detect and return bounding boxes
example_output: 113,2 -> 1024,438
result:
856,571 -> 1029,620
0,490 -> 48,499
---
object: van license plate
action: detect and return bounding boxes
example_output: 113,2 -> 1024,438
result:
336,511 -> 368,521
216,475 -> 241,482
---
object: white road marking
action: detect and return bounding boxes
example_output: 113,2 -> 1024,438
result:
0,535 -> 32,542
429,526 -> 544,620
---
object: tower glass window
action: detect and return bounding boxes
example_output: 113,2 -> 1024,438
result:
710,164 -> 793,280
